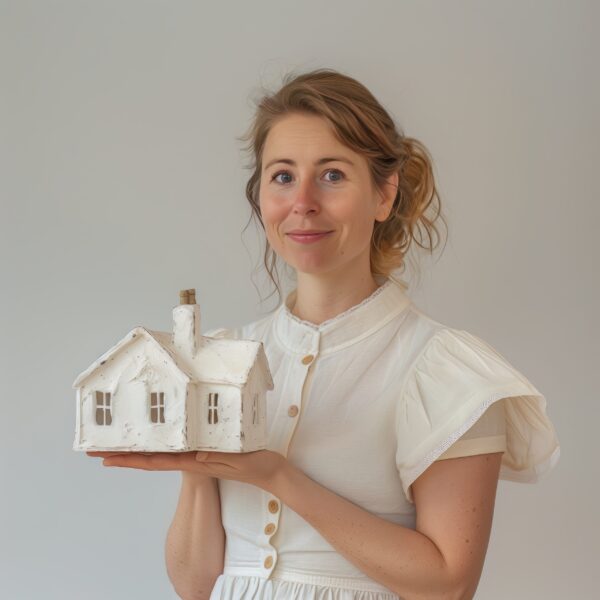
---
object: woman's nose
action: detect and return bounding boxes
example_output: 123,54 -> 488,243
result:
292,178 -> 320,215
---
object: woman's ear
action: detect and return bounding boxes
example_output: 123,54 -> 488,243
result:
375,171 -> 399,222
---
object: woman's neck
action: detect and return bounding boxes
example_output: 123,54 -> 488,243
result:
289,272 -> 383,326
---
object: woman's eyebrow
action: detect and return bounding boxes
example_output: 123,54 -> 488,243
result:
263,157 -> 355,170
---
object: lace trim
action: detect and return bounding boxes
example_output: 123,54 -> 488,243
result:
420,390 -> 519,468
282,278 -> 393,330
402,382 -> 543,503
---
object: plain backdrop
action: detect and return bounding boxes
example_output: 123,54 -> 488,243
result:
1,1 -> 597,598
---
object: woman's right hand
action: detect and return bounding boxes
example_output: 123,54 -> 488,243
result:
86,451 -> 216,484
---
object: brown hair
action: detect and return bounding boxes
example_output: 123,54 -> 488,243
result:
237,67 -> 447,307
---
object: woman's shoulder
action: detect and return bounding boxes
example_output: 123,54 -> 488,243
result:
400,304 -> 534,390
396,303 -> 462,357
400,303 -> 515,360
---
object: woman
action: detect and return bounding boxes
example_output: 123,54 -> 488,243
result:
89,68 -> 560,600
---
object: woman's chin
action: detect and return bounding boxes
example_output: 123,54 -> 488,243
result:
288,260 -> 341,277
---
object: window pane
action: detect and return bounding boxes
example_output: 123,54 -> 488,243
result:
96,407 -> 104,425
151,407 -> 157,423
105,409 -> 112,426
106,392 -> 111,406
159,405 -> 165,423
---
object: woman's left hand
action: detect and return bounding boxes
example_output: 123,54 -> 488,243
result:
86,449 -> 288,494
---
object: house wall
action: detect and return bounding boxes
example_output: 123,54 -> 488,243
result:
194,382 -> 242,451
74,336 -> 188,451
240,365 -> 268,452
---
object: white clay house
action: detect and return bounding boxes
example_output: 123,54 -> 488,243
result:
72,289 -> 273,453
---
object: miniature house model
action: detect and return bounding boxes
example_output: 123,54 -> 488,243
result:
72,289 -> 273,453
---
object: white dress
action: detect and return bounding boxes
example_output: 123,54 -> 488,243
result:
206,275 -> 560,600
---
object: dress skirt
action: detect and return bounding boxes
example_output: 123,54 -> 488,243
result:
209,573 -> 401,600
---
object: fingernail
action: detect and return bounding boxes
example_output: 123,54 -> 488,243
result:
196,451 -> 208,461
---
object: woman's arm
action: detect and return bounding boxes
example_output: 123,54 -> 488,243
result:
165,472 -> 225,600
270,452 -> 503,600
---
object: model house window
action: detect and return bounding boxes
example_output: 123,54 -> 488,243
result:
150,392 -> 165,424
252,393 -> 258,425
95,391 -> 112,425
208,392 -> 218,424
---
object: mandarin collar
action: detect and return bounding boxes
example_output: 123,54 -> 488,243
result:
273,274 -> 412,356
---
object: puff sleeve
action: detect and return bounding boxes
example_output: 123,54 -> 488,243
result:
396,327 -> 560,504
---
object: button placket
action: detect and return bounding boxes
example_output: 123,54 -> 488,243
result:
284,347 -> 318,454
262,338 -> 319,578
301,353 -> 315,365
286,353 -> 315,421
264,522 -> 277,536
262,495 -> 281,574
263,555 -> 274,569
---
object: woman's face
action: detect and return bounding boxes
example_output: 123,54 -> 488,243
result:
258,112 -> 396,278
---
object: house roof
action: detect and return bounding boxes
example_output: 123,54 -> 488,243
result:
72,326 -> 274,391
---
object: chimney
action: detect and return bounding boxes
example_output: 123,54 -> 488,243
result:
172,288 -> 202,358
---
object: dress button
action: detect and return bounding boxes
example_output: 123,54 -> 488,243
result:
264,522 -> 276,535
288,405 -> 299,417
268,499 -> 280,513
301,354 -> 315,365
264,555 -> 274,569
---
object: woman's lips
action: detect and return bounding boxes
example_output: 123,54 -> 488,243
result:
286,231 -> 333,244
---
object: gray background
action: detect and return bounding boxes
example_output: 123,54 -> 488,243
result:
1,1 -> 597,598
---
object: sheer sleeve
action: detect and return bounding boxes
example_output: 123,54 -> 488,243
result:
435,399 -> 506,460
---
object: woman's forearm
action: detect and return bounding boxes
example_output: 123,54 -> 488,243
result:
165,473 -> 225,600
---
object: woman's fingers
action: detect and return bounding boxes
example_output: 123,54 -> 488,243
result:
102,454 -> 170,470
87,451 -> 176,458
101,451 -> 208,472
87,451 -> 130,458
86,450 -> 210,472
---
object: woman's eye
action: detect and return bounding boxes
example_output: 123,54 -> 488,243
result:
271,171 -> 292,184
269,168 -> 345,185
324,169 -> 344,183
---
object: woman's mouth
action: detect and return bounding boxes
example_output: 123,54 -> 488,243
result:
286,231 -> 333,244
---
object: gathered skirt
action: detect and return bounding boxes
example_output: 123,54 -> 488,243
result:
209,573 -> 401,600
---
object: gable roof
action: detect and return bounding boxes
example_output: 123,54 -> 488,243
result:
72,326 -> 273,391
151,329 -> 273,389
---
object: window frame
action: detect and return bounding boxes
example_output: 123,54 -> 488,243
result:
208,392 -> 219,424
150,391 -> 165,424
95,390 -> 112,426
252,393 -> 258,425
